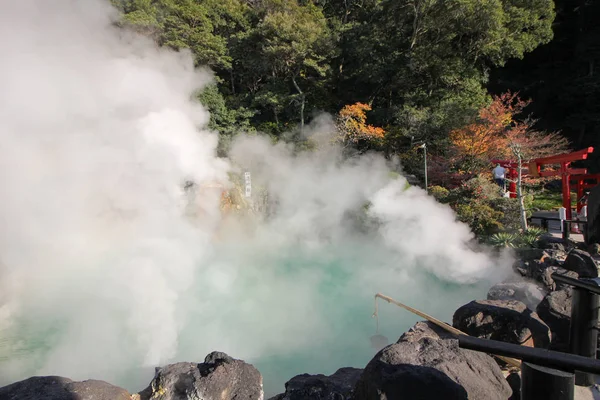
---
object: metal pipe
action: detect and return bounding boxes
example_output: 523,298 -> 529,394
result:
569,287 -> 599,385
421,143 -> 428,193
457,335 -> 600,374
551,274 -> 600,296
551,274 -> 600,386
521,363 -> 574,400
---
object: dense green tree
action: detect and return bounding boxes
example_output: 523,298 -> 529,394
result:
112,0 -> 567,167
115,0 -> 251,70
238,0 -> 334,131
333,0 -> 555,156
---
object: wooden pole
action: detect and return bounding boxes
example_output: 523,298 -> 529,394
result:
374,293 -> 522,369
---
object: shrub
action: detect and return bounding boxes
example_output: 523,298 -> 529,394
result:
455,201 -> 504,237
429,185 -> 450,202
522,227 -> 545,247
489,232 -> 519,248
488,227 -> 545,248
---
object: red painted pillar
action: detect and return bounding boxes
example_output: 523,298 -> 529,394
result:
577,180 -> 584,213
561,162 -> 572,220
509,168 -> 517,198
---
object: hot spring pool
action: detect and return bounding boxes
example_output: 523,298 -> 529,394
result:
0,240 -> 496,397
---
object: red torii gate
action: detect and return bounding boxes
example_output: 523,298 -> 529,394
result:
492,147 -> 597,221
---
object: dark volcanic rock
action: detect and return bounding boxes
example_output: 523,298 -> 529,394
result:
139,351 -> 263,400
515,248 -> 547,262
487,281 -> 546,310
352,363 -> 467,400
352,321 -> 512,400
536,288 -> 573,351
543,268 -> 579,291
271,367 -> 362,400
453,300 -> 551,348
0,376 -> 130,400
515,257 -> 579,291
506,372 -> 521,400
535,235 -> 567,254
563,249 -> 598,278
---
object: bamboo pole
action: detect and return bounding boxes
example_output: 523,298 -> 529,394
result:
374,293 -> 522,369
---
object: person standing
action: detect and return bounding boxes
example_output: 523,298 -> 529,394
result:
493,163 -> 506,189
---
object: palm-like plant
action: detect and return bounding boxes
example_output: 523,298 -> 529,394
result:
489,232 -> 519,248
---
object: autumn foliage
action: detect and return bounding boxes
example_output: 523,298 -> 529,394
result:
449,92 -> 526,163
449,92 -> 569,174
337,102 -> 385,144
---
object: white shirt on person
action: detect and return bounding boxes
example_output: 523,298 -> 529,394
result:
493,166 -> 506,179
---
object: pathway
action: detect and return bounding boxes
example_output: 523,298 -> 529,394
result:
530,211 -> 585,243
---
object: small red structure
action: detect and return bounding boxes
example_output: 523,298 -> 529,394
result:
529,147 -> 595,220
492,147 -> 597,221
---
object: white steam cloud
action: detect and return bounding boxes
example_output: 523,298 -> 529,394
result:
0,0 -> 512,396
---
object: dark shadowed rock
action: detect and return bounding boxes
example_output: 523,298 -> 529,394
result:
515,258 -> 579,291
0,376 -> 131,400
563,249 -> 598,278
506,372 -> 521,400
138,351 -> 263,400
543,268 -> 579,291
352,363 -> 467,400
543,249 -> 568,265
535,235 -> 567,254
453,300 -> 551,348
352,321 -> 512,400
271,367 -> 362,400
487,281 -> 546,310
536,288 -> 573,351
515,248 -> 547,263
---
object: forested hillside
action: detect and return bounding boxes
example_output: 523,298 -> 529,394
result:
490,0 -> 600,171
111,1 -> 552,147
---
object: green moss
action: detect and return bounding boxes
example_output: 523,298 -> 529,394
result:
530,191 -> 577,211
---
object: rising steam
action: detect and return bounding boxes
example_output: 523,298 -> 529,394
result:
0,0 -> 512,396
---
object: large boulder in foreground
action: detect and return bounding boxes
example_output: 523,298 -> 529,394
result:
536,288 -> 572,351
352,321 -> 512,400
453,299 -> 551,348
487,281 -> 546,310
563,249 -> 598,278
139,351 -> 263,400
269,367 -> 362,400
0,376 -> 130,400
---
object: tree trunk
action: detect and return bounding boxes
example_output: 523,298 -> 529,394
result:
292,76 -> 305,131
230,71 -> 235,95
517,154 -> 528,231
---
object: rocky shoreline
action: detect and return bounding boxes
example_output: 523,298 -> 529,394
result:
2,234 -> 599,400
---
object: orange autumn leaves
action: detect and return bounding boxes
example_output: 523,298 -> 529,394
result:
449,91 -> 568,170
337,102 -> 385,144
449,92 -> 527,161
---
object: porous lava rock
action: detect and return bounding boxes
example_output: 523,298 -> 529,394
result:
269,367 -> 362,400
138,351 -> 263,400
563,249 -> 598,278
536,288 -> 573,351
453,299 -> 551,348
352,321 -> 512,400
0,376 -> 131,400
487,281 -> 546,310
